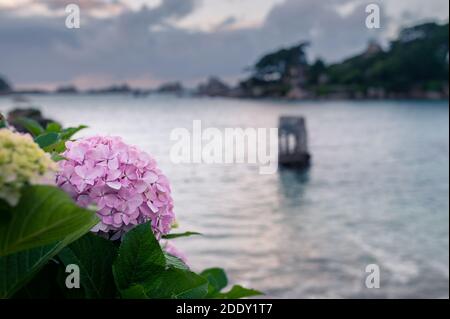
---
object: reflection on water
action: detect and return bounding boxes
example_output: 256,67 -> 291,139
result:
278,168 -> 310,202
0,95 -> 448,298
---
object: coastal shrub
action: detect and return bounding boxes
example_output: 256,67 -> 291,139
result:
0,116 -> 261,299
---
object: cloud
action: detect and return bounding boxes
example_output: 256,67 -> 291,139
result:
43,0 -> 120,11
153,0 -> 200,19
259,0 -> 382,61
0,0 -> 448,89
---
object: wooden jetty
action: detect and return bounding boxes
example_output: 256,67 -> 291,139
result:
278,116 -> 311,168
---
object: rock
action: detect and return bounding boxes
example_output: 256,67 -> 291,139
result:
0,77 -> 12,95
7,108 -> 60,133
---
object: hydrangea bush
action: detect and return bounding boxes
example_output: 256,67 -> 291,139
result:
0,114 -> 261,299
0,128 -> 57,206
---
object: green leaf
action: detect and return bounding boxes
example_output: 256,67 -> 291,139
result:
0,228 -> 91,298
0,113 -> 6,129
13,260 -> 63,299
58,233 -> 118,299
120,284 -> 149,299
34,132 -> 59,149
0,244 -> 63,298
51,153 -> 66,162
0,199 -> 11,219
45,139 -> 67,153
14,117 -> 44,137
60,125 -> 88,140
165,253 -> 189,270
113,223 -> 166,291
45,122 -> 62,133
201,268 -> 228,295
141,268 -> 208,299
162,231 -> 202,240
215,285 -> 263,299
0,185 -> 99,257
120,274 -> 207,299
113,223 -> 208,299
200,268 -> 262,299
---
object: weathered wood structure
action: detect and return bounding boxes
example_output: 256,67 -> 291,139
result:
278,116 -> 311,168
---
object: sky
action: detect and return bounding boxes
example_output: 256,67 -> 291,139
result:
0,0 -> 448,90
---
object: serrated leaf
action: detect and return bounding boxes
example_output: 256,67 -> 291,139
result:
112,223 -> 165,291
58,233 -> 118,299
0,185 -> 99,257
60,125 -> 88,140
201,268 -> 228,295
142,268 -> 208,299
113,223 -> 208,299
165,253 -> 189,270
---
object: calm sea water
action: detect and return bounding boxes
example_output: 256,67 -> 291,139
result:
1,95 -> 448,298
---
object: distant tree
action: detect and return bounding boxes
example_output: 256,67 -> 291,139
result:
308,59 -> 326,85
378,22 -> 449,92
240,21 -> 449,98
327,22 -> 449,93
251,42 -> 310,83
240,42 -> 310,97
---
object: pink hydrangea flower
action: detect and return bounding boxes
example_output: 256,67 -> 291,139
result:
56,136 -> 175,240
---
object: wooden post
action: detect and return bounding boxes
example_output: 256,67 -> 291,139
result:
278,116 -> 311,168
